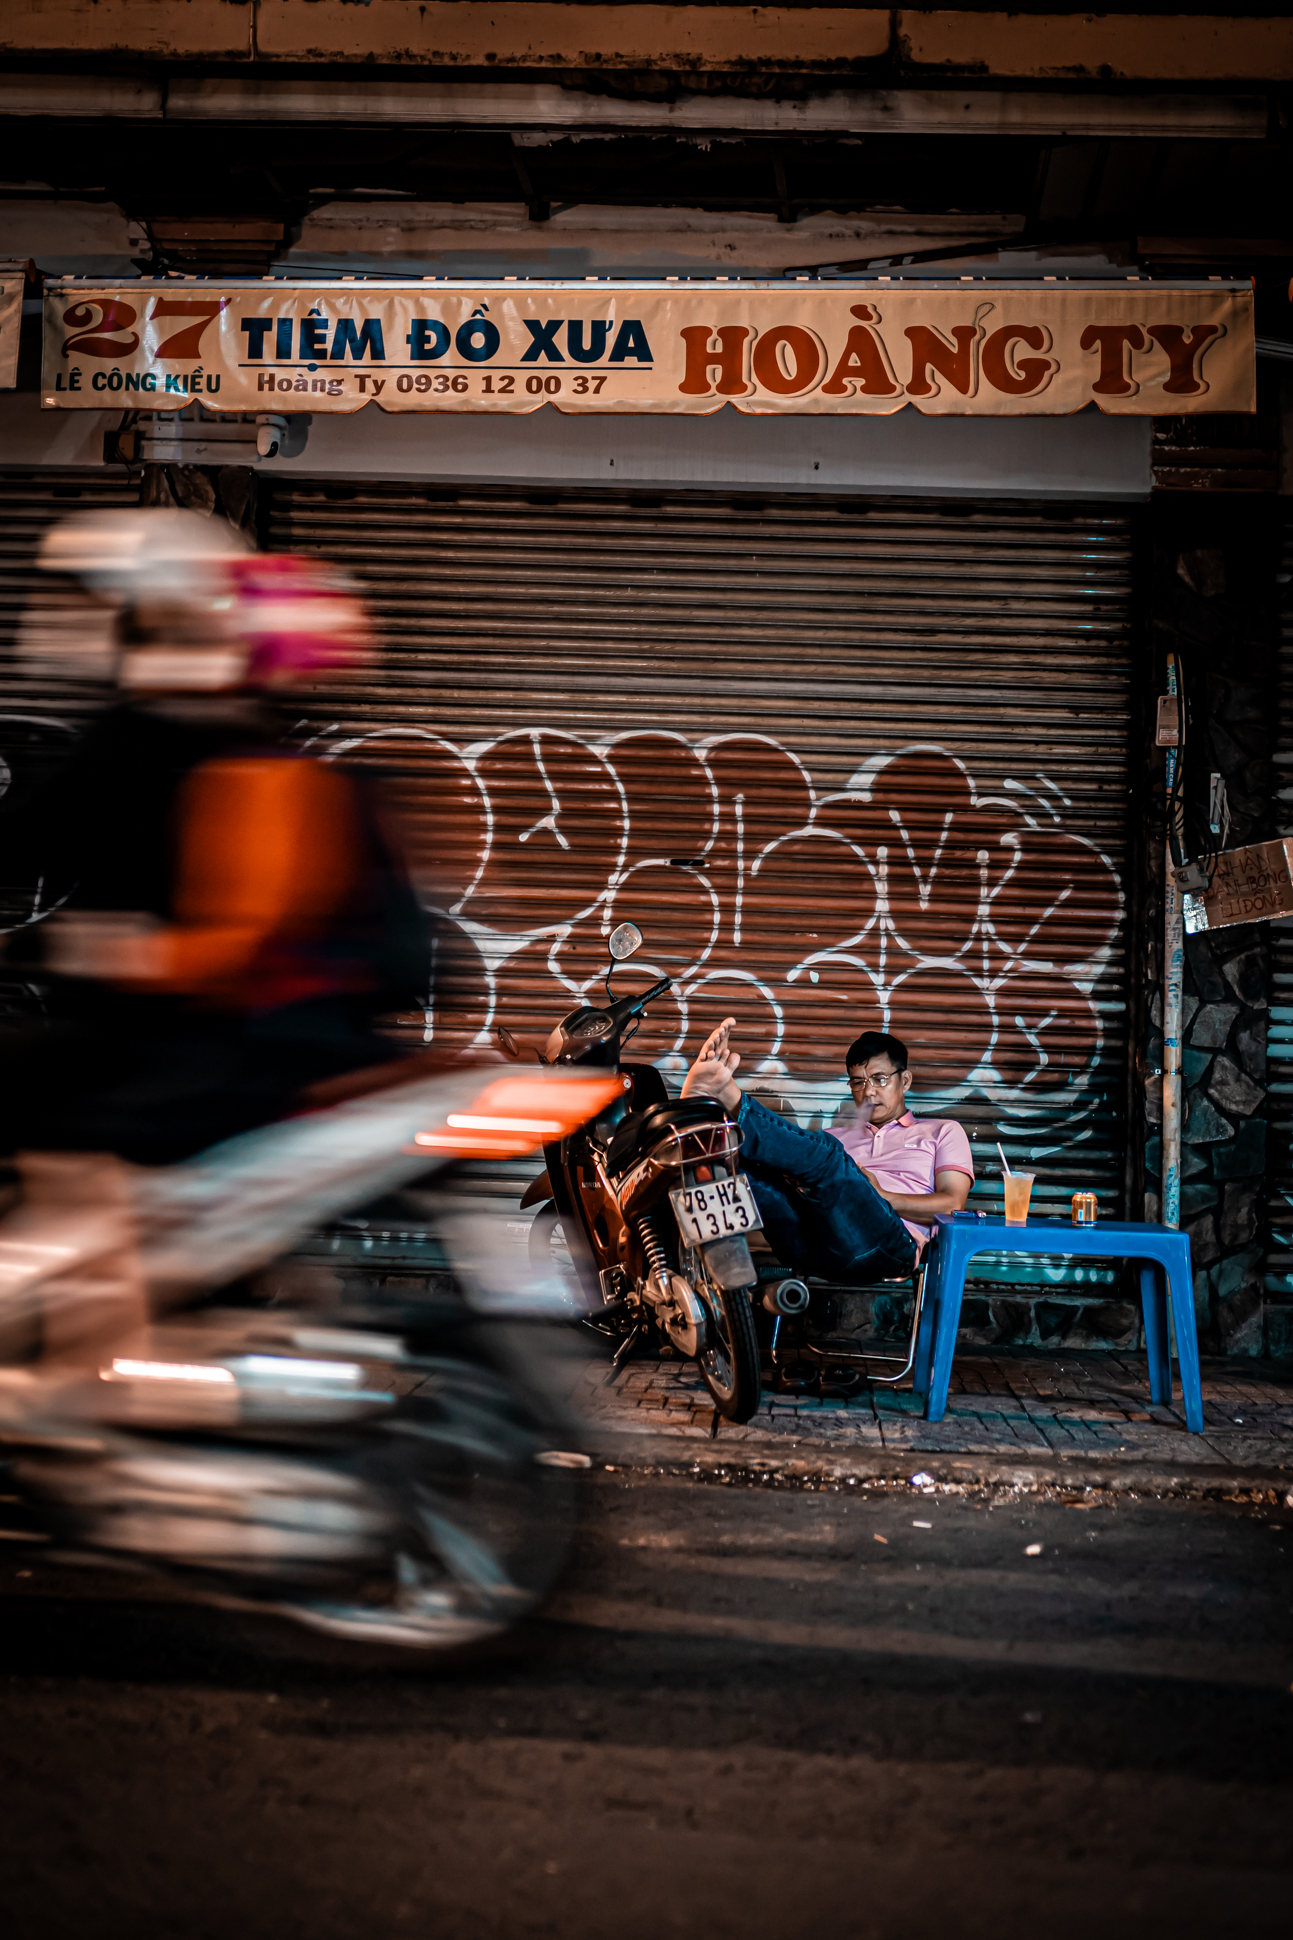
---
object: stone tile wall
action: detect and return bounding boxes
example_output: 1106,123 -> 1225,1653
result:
1145,928 -> 1269,1351
1139,498 -> 1281,1355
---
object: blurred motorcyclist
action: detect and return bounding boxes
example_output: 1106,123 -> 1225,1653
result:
0,508 -> 431,1166
0,520 -> 581,1652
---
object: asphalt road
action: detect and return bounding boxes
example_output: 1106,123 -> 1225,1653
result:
1,1468 -> 1291,1940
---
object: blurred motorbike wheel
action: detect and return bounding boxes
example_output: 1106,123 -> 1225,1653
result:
269,1347 -> 577,1659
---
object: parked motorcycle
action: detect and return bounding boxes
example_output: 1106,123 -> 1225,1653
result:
0,1063 -> 617,1657
500,924 -> 764,1424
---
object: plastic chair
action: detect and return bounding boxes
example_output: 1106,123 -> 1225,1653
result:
913,1212 -> 1204,1433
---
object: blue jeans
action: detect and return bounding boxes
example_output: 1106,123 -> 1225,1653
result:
737,1094 -> 917,1282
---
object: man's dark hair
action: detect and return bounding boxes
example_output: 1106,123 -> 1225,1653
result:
845,1030 -> 908,1073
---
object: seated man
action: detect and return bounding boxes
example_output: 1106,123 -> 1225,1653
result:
681,1021 -> 973,1283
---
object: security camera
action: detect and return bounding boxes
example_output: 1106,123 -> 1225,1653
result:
255,415 -> 287,459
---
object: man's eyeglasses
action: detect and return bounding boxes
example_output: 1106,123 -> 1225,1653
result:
847,1068 -> 904,1094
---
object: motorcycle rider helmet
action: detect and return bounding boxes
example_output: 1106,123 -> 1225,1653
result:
28,508 -> 247,689
28,508 -> 370,693
221,551 -> 372,688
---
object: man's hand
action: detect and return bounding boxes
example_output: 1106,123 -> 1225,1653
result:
681,1015 -> 742,1112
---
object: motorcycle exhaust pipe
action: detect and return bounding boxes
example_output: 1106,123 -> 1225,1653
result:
762,1278 -> 810,1317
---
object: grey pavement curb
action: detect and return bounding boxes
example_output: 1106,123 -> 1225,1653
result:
585,1429 -> 1293,1502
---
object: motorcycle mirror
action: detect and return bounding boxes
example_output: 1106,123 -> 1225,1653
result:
496,1025 -> 522,1060
608,922 -> 643,962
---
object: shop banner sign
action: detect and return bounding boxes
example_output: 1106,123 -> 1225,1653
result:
42,281 -> 1253,417
1183,839 -> 1293,934
0,268 -> 24,390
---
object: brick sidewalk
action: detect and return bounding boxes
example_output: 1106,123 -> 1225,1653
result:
569,1344 -> 1293,1470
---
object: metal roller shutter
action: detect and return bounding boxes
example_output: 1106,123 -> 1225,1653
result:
0,470 -> 142,711
266,482 -> 1134,1221
0,470 -> 141,933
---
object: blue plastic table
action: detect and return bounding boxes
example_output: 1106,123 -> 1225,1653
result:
913,1214 -> 1203,1433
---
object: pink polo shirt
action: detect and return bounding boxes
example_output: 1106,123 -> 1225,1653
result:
828,1108 -> 975,1253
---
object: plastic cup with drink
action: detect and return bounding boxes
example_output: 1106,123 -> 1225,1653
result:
997,1140 -> 1034,1225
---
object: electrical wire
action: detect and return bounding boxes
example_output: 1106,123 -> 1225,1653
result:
1167,638 -> 1225,885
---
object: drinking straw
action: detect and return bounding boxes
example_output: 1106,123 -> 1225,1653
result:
997,1141 -> 1013,1177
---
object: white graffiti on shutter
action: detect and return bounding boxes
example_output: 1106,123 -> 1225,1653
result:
318,725 -> 1123,1129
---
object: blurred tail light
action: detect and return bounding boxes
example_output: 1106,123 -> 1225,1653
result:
103,1359 -> 235,1385
412,1073 -> 626,1157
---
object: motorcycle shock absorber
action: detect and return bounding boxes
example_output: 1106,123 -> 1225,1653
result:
636,1214 -> 669,1278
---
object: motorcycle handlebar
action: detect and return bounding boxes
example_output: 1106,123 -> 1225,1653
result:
609,974 -> 672,1023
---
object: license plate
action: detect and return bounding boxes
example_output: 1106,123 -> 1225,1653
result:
669,1174 -> 763,1245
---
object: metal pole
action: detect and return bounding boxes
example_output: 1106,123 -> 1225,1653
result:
1162,650 -> 1183,1229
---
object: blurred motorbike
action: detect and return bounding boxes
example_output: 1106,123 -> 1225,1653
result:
0,509 -> 618,1656
499,925 -> 763,1425
0,1062 -> 619,1656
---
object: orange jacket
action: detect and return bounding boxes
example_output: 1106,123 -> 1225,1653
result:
112,756 -> 372,1010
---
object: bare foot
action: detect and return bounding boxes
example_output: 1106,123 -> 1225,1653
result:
681,1015 -> 742,1111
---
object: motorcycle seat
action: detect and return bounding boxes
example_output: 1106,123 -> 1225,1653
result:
605,1095 -> 727,1175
